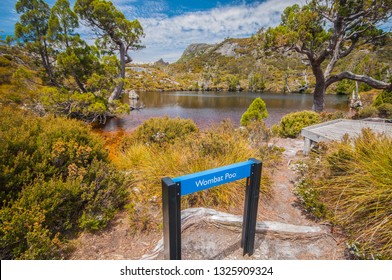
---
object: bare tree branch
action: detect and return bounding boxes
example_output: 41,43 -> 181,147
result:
326,71 -> 392,90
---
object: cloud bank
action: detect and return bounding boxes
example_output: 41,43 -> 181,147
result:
132,0 -> 302,63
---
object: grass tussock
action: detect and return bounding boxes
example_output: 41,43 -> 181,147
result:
296,129 -> 392,259
115,118 -> 273,233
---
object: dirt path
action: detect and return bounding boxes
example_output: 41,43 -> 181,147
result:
258,137 -> 315,225
69,137 -> 347,260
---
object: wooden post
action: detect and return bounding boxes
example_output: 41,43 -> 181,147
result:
162,177 -> 181,260
242,158 -> 262,256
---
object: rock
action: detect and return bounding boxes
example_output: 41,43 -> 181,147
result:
215,42 -> 238,57
178,43 -> 216,62
126,66 -> 151,74
141,208 -> 343,260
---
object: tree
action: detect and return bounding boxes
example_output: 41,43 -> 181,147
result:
240,97 -> 269,126
74,0 -> 144,102
15,0 -> 58,86
56,37 -> 102,93
248,73 -> 266,92
263,0 -> 392,111
48,0 -> 78,48
48,0 -> 99,93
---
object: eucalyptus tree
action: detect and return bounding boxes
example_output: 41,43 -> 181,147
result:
48,0 -> 78,48
48,0 -> 98,92
263,0 -> 392,111
15,0 -> 58,86
74,0 -> 144,102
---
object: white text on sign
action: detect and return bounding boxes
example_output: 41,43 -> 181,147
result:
195,172 -> 237,188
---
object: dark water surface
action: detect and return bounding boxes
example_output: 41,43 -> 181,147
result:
103,91 -> 349,131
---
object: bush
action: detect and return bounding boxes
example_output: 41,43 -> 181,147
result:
40,89 -> 125,124
276,110 -> 321,138
0,56 -> 12,67
121,116 -> 198,147
240,98 -> 269,126
242,121 -> 271,148
248,74 -> 266,92
0,107 -> 127,259
373,90 -> 392,107
298,130 -> 392,259
318,111 -> 345,122
357,106 -> 378,119
0,107 -> 107,203
377,103 -> 392,118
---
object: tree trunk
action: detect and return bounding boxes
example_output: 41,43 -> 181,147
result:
73,73 -> 87,93
108,43 -> 126,102
312,65 -> 325,112
41,39 -> 59,87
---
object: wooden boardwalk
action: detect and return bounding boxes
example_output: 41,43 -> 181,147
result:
301,119 -> 392,155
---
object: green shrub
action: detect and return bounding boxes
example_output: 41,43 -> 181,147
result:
0,107 -> 127,259
335,79 -> 353,95
77,160 -> 128,231
357,106 -> 378,119
0,66 -> 13,84
240,98 -> 269,126
319,111 -> 345,122
0,56 -> 12,67
377,103 -> 392,118
226,75 -> 240,91
277,110 -> 321,138
121,116 -> 198,147
248,73 -> 266,92
373,90 -> 392,107
40,89 -> 122,124
0,107 -> 107,203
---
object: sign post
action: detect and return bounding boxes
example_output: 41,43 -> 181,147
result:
162,158 -> 262,260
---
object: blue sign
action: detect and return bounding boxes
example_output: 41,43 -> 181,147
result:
172,160 -> 254,196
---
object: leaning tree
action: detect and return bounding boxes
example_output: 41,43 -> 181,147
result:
263,0 -> 392,111
75,0 -> 144,102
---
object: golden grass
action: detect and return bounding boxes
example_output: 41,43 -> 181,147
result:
307,129 -> 392,258
114,119 -> 273,232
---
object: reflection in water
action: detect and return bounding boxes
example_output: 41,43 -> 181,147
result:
104,91 -> 349,131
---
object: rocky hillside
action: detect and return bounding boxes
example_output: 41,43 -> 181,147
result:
126,35 -> 391,94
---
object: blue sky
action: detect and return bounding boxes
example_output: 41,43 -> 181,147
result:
0,0 -> 303,63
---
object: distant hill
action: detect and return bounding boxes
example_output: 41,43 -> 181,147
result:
2,33 -> 390,96
125,34 -> 391,94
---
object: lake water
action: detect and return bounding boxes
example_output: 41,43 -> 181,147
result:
103,91 -> 349,131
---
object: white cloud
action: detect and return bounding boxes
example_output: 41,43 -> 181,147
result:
131,0 -> 302,63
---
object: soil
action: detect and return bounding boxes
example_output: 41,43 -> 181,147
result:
69,137 -> 347,260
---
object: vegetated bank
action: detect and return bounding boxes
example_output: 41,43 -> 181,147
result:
0,107 -> 128,259
124,36 -> 392,97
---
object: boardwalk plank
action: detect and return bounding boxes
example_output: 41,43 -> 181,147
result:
301,119 -> 392,154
